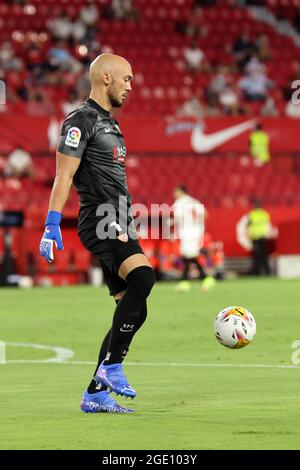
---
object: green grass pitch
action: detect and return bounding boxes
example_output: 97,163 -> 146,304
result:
0,278 -> 300,450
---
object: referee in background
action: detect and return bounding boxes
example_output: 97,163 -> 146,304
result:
40,54 -> 155,413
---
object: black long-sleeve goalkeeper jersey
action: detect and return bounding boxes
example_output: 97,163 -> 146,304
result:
57,98 -> 132,234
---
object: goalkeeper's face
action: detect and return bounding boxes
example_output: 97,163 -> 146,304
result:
108,63 -> 133,108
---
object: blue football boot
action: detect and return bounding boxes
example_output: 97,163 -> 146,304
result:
80,389 -> 134,413
96,362 -> 136,398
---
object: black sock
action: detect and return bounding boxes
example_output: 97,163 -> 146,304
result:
192,258 -> 206,279
87,376 -> 103,394
182,258 -> 190,280
87,328 -> 112,394
104,266 -> 154,365
87,298 -> 149,393
87,301 -> 119,394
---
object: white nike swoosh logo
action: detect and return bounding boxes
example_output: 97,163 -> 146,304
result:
191,119 -> 256,153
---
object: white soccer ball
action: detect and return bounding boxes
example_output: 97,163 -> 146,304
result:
214,306 -> 256,349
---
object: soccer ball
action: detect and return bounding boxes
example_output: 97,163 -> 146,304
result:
214,306 -> 256,349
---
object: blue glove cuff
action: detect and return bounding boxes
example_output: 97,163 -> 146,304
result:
45,211 -> 62,226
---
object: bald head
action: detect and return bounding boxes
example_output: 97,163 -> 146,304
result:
89,54 -> 131,83
89,54 -> 133,109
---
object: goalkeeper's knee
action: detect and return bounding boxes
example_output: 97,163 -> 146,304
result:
125,266 -> 155,300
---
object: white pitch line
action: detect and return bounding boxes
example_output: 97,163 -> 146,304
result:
125,362 -> 300,370
3,343 -> 299,369
5,360 -> 299,369
7,360 -> 95,364
5,342 -> 74,363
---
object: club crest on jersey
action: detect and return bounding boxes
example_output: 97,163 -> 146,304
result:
113,144 -> 126,163
65,127 -> 81,148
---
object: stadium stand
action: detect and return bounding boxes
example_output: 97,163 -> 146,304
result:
0,0 -> 300,117
0,0 -> 300,284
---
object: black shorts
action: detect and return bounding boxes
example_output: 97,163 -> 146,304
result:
79,229 -> 144,296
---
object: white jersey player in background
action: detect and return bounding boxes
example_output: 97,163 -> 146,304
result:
172,185 -> 215,291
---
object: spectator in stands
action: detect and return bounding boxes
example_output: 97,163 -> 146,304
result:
47,12 -> 73,41
109,0 -> 139,21
0,41 -> 24,72
72,19 -> 88,43
175,6 -> 208,37
0,41 -> 15,69
186,7 -> 209,38
4,146 -> 34,179
2,61 -> 27,102
244,55 -> 265,75
79,1 -> 100,43
206,65 -> 230,105
184,42 -> 206,72
218,84 -> 241,116
248,123 -> 270,166
232,32 -> 256,69
48,40 -> 82,73
80,1 -> 100,26
24,42 -> 44,69
255,33 -> 272,63
239,70 -> 273,102
177,96 -> 205,118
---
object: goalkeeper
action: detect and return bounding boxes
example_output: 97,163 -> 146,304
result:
39,54 -> 155,413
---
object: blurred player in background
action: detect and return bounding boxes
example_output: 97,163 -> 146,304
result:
39,54 -> 155,413
172,185 -> 215,291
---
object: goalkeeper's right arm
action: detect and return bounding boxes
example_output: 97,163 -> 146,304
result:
39,151 -> 80,262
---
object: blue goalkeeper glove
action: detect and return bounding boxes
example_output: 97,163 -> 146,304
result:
39,211 -> 64,263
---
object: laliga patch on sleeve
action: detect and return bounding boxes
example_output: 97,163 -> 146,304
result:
65,127 -> 81,148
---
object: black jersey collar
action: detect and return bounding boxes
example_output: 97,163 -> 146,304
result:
86,98 -> 110,117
